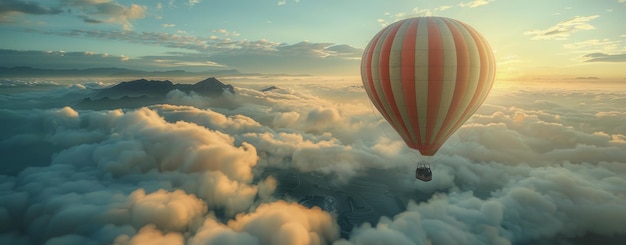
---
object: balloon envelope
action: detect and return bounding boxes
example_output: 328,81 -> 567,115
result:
361,17 -> 495,156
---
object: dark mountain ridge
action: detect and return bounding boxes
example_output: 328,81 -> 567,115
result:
76,77 -> 235,110
95,77 -> 234,99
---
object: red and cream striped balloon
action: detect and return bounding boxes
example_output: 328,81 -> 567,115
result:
361,16 -> 496,156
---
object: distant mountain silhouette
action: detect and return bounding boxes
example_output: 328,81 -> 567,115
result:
75,77 -> 235,110
96,79 -> 175,99
260,86 -> 279,92
0,66 -> 243,78
177,77 -> 235,95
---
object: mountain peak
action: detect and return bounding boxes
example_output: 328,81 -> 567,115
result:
261,86 -> 279,92
195,77 -> 225,86
111,79 -> 174,91
178,77 -> 234,95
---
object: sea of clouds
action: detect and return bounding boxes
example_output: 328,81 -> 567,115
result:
0,77 -> 625,245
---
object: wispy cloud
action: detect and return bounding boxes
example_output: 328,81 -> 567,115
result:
377,3 -> 459,27
377,8 -> 431,27
55,29 -> 361,63
213,28 -> 240,37
0,0 -> 148,29
412,7 -> 432,16
209,41 -> 363,74
524,15 -> 600,40
187,0 -> 200,6
564,39 -> 621,54
0,0 -> 63,23
582,52 -> 626,62
60,29 -> 217,52
380,1 -> 475,23
1,29 -> 362,73
458,0 -> 495,8
0,49 -> 135,69
0,0 -> 62,15
435,5 -> 454,11
277,0 -> 300,6
64,0 -> 147,30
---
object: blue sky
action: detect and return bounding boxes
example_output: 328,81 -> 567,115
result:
1,0 -> 625,78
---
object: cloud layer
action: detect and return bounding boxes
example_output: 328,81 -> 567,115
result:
1,78 -> 625,244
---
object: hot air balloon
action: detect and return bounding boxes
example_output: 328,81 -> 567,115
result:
360,16 -> 495,182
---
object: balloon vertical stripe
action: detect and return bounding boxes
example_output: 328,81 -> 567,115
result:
414,17 -> 430,146
389,19 -> 418,146
400,18 -> 421,146
425,18 -> 444,151
435,18 -> 471,144
431,17 -> 459,148
432,19 -> 491,152
380,21 -> 413,145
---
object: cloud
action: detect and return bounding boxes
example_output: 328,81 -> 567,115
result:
458,0 -> 495,8
57,29 -> 359,61
113,224 -> 184,245
277,0 -> 300,6
213,28 -> 240,37
325,44 -> 364,59
0,0 -> 62,15
61,0 -> 147,29
226,201 -> 339,245
209,41 -> 363,74
116,188 -> 208,232
1,78 -> 625,244
378,8 -> 434,27
435,5 -> 454,11
59,29 -> 215,51
187,0 -> 200,6
0,103 -> 266,243
3,0 -> 147,27
563,39 -> 621,53
0,49 -> 141,70
7,22 -> 363,74
187,201 -> 337,245
582,52 -> 626,62
0,0 -> 63,23
275,41 -> 343,57
0,39 -> 363,74
337,164 -> 626,244
524,15 -> 599,40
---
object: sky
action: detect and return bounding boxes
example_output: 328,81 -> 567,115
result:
1,0 -> 626,79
